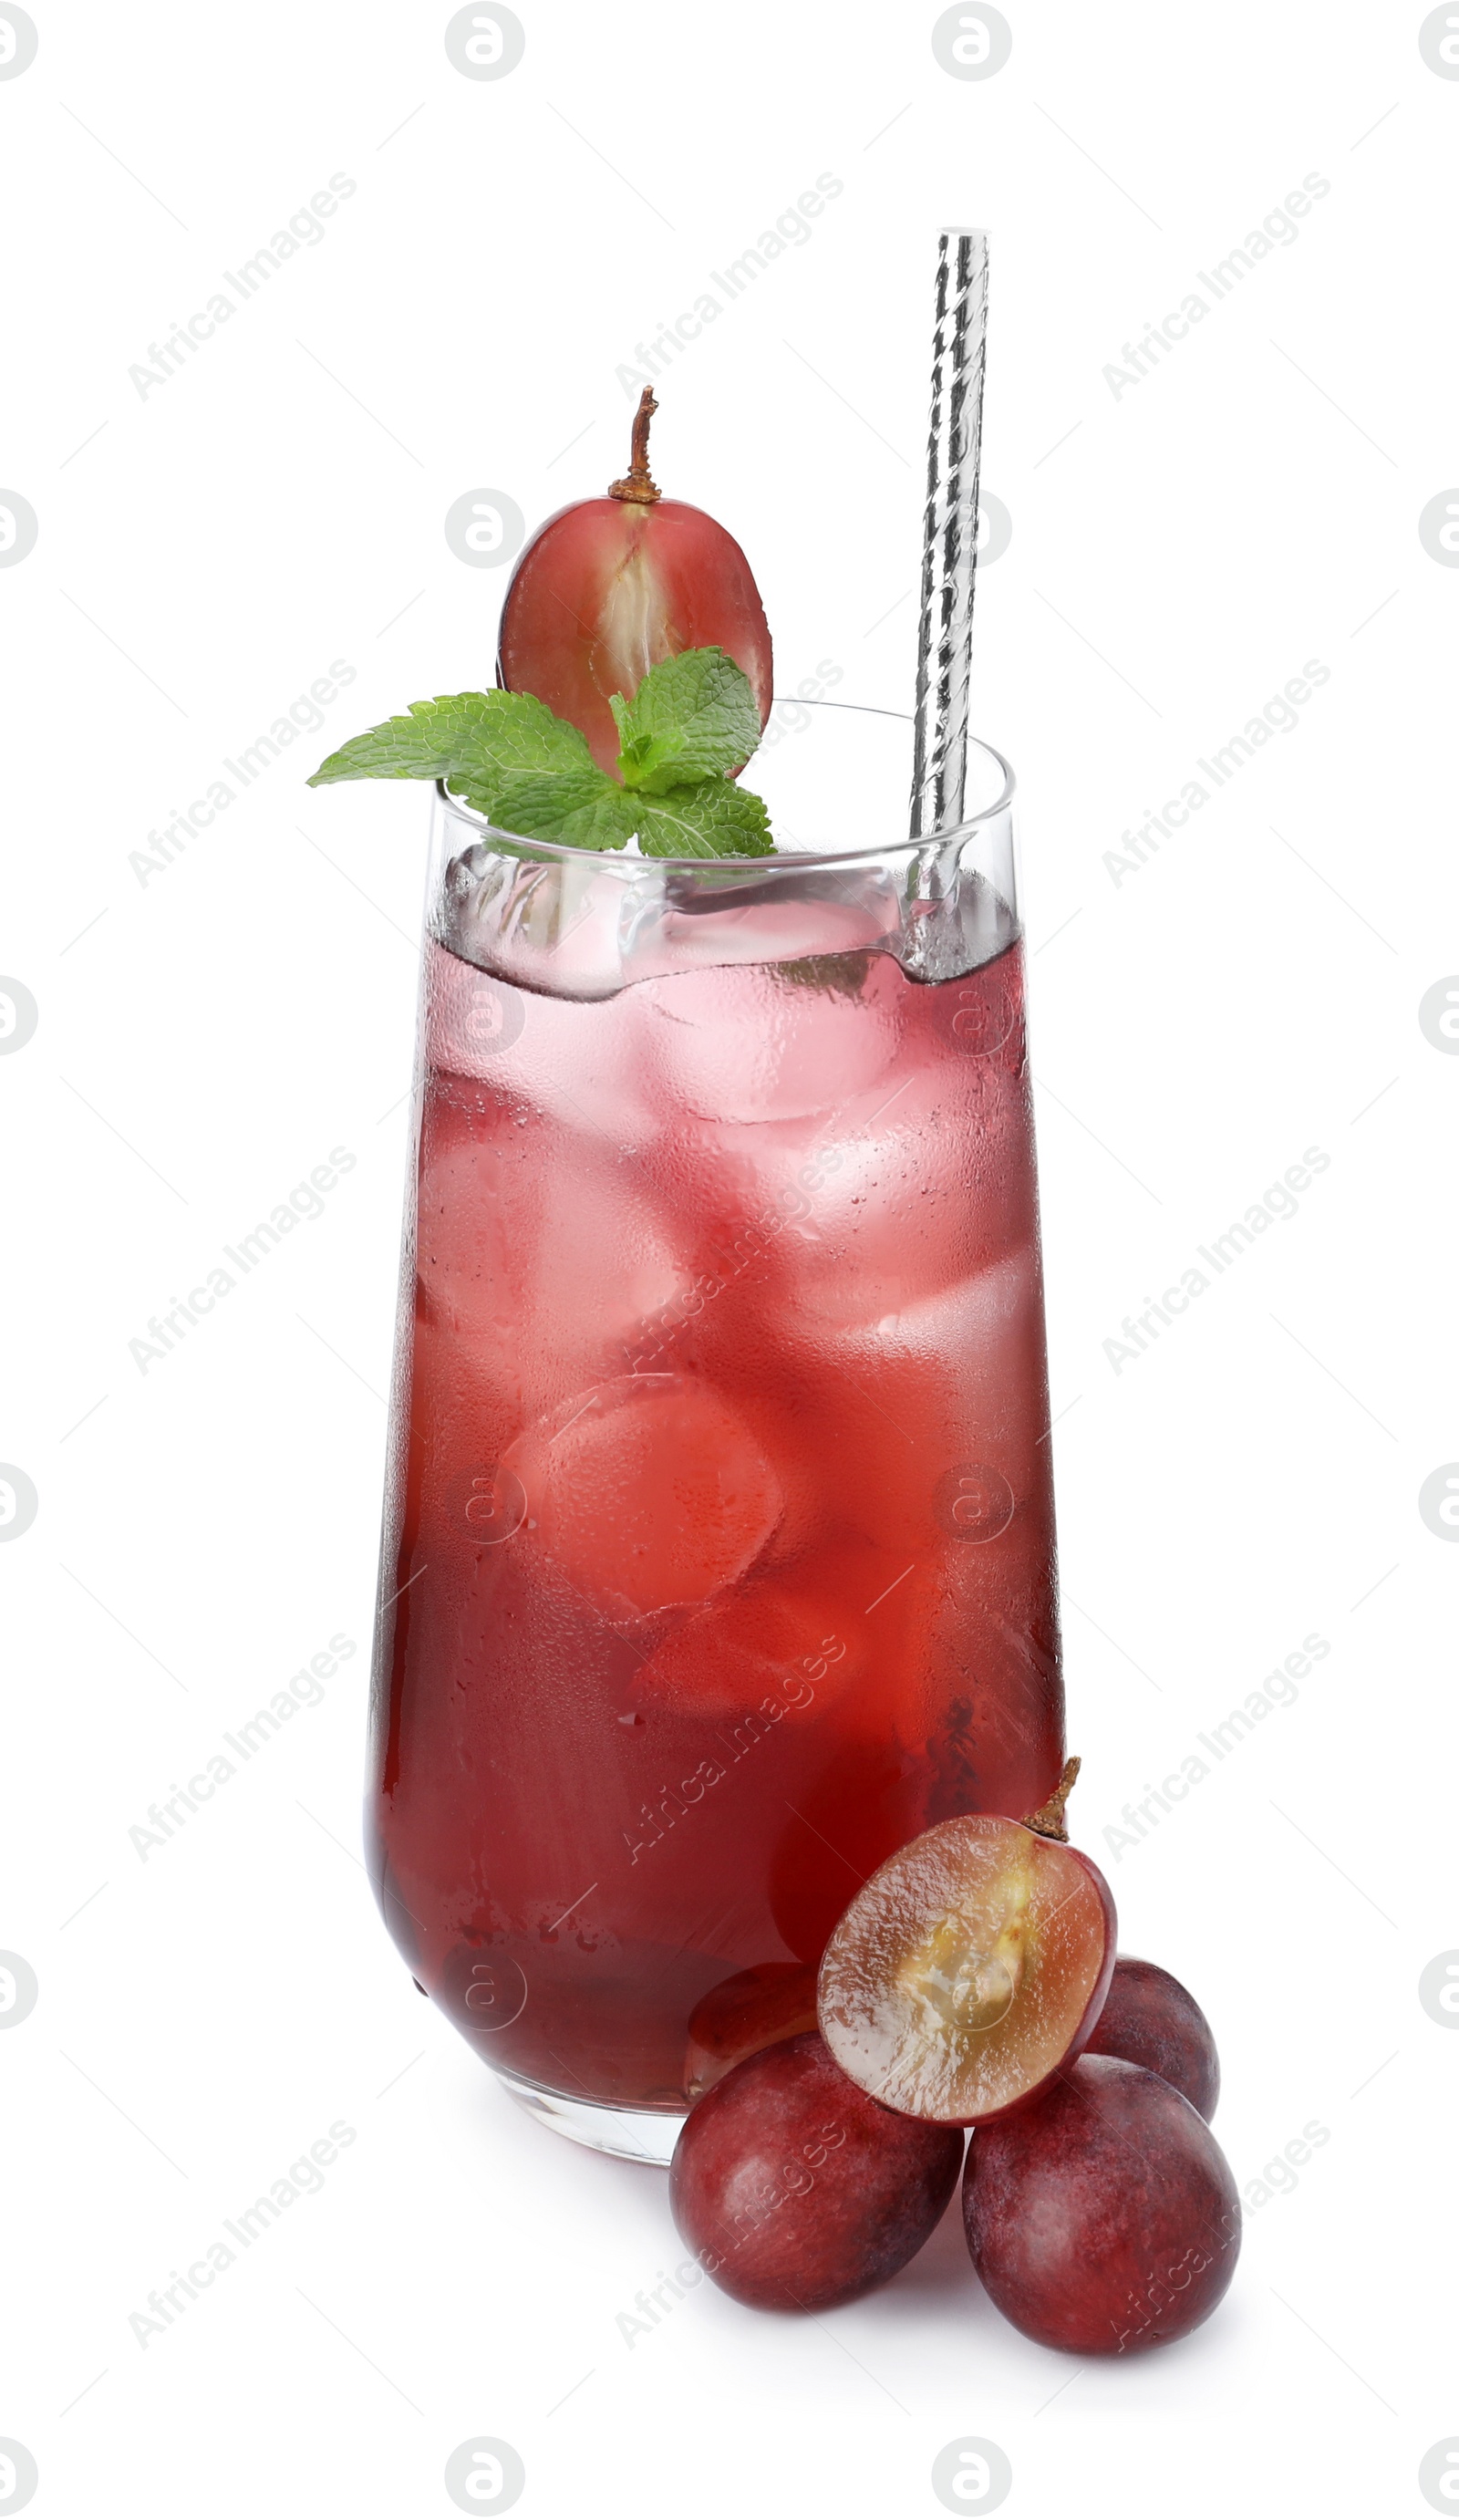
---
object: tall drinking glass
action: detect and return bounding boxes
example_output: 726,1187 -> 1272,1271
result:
367,705 -> 1064,2161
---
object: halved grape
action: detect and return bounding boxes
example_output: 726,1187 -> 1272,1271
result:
498,391 -> 772,774
817,1796 -> 1115,2125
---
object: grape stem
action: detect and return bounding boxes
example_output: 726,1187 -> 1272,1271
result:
1022,1756 -> 1081,1842
610,387 -> 662,505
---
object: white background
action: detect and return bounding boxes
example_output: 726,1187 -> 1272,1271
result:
3,2 -> 1456,2514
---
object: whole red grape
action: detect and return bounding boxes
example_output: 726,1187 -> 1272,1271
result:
963,2054 -> 1240,2354
1086,1956 -> 1221,2119
671,2032 -> 962,2311
684,1963 -> 819,2102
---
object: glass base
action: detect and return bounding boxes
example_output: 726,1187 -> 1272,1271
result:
495,2069 -> 685,2165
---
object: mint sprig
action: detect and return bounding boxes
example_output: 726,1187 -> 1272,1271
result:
308,648 -> 773,858
610,648 -> 762,793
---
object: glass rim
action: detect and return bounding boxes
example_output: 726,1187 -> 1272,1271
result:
432,702 -> 1016,873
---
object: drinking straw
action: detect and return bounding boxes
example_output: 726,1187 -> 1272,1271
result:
909,228 -> 990,838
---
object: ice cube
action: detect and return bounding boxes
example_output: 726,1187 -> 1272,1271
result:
640,956 -> 901,1125
633,1555 -> 868,1719
502,1373 -> 785,1621
735,1053 -> 1033,1336
425,939 -> 666,1144
424,937 -> 528,1080
416,1091 -> 694,1426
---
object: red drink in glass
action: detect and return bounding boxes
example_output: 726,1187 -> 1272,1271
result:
368,726 -> 1064,2155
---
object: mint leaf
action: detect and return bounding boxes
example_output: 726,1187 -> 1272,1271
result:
309,659 -> 776,858
629,779 -> 773,859
309,690 -> 588,784
309,690 -> 626,842
449,766 -> 631,849
773,950 -> 873,999
612,648 -> 762,793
